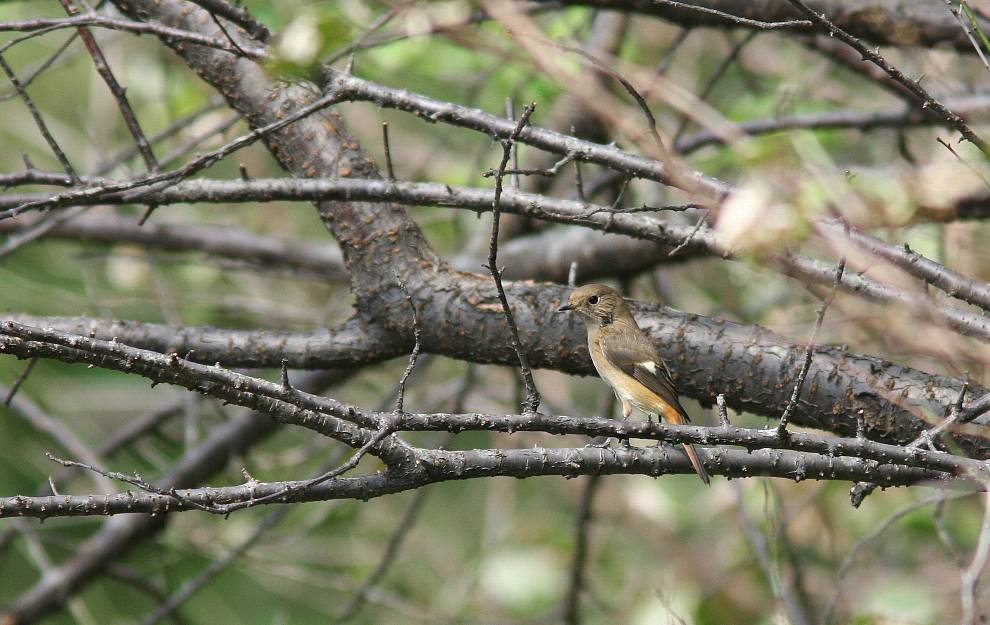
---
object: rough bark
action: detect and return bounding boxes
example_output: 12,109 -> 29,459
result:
548,0 -> 990,51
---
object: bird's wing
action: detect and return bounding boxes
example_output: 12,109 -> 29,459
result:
600,331 -> 690,423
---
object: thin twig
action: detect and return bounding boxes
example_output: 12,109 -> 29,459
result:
59,0 -> 159,172
945,0 -> 990,73
563,474 -> 601,625
46,452 -> 221,513
652,0 -> 812,30
506,98 -> 519,189
673,31 -> 756,144
777,257 -> 845,434
394,277 -> 422,415
826,492 -> 961,624
0,90 -> 342,220
3,389 -> 114,492
209,12 -> 248,59
589,201 -> 701,216
137,506 -> 288,625
715,393 -> 730,426
785,0 -> 988,155
135,448 -> 353,625
4,358 -> 37,405
0,15 -> 267,59
187,0 -> 271,42
851,381 -> 970,507
0,32 -> 79,102
733,482 -> 813,625
935,497 -> 967,566
336,487 -> 430,622
224,423 -> 397,515
574,157 -> 586,201
651,27 -> 691,80
838,222 -> 990,314
485,151 -> 577,178
485,101 -> 541,413
667,209 -> 709,258
0,52 -> 79,183
960,493 -> 990,624
382,121 -> 395,181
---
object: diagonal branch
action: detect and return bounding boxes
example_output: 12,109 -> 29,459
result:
486,102 -> 542,413
785,0 -> 988,154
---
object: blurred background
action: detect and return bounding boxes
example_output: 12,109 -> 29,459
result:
2,1 -> 990,624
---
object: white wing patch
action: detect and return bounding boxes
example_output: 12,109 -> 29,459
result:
637,361 -> 657,374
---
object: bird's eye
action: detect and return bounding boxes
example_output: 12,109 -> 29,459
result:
588,295 -> 599,305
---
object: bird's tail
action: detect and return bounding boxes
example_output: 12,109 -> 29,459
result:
682,443 -> 710,486
661,403 -> 711,486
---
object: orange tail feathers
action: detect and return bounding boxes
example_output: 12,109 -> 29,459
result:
682,443 -> 710,486
661,403 -> 711,486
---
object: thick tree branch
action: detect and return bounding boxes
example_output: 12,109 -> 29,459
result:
544,0 -> 990,52
10,319 -> 982,478
106,0 -> 439,317
5,301 -> 989,460
2,314 -> 400,369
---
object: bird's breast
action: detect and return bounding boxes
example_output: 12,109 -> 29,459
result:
588,335 -> 632,398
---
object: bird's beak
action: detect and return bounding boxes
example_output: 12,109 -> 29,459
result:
557,304 -> 574,312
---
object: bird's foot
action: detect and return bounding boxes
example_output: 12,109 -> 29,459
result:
585,437 -> 612,449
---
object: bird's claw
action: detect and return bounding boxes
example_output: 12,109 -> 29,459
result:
585,437 -> 612,449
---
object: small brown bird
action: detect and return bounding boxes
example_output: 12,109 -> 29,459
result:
558,283 -> 710,485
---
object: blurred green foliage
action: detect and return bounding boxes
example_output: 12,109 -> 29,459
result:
2,2 -> 990,624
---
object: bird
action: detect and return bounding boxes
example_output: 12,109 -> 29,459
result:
558,283 -> 710,485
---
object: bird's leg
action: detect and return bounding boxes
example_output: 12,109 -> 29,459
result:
585,436 -> 612,449
619,400 -> 634,448
650,414 -> 665,448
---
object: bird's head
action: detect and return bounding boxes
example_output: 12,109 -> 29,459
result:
557,283 -> 629,326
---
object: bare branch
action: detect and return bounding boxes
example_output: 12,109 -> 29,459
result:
486,102 -> 542,413
838,221 -> 990,313
186,0 -> 270,42
1,370 -> 343,624
961,492 -> 990,625
0,14 -> 267,59
3,357 -> 36,405
777,257 -> 845,434
0,52 -> 79,183
0,214 -> 347,280
59,0 -> 159,172
0,91 -> 343,220
336,488 -> 430,622
785,0 -> 988,154
394,278 -> 423,415
648,0 -> 812,30
0,321 -> 413,465
563,475 -> 601,625
0,444 -> 967,520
